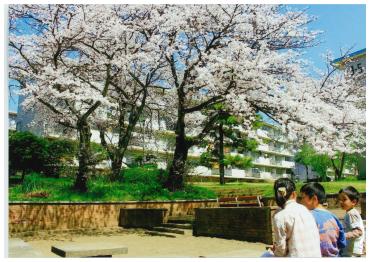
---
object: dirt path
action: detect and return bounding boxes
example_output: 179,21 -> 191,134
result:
15,227 -> 266,258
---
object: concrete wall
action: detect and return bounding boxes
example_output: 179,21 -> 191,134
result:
119,208 -> 167,228
9,200 -> 217,234
9,192 -> 365,234
193,207 -> 273,244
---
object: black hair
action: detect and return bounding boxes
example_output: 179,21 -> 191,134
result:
274,178 -> 296,208
339,186 -> 360,203
300,182 -> 326,204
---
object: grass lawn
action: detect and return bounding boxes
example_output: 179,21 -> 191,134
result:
9,170 -> 217,202
9,170 -> 365,202
192,178 -> 366,197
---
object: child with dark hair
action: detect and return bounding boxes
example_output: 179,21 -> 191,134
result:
338,186 -> 364,257
300,182 -> 346,257
266,178 -> 321,257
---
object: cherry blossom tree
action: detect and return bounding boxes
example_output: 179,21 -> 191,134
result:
156,4 -> 320,190
284,52 -> 366,180
90,5 -> 169,181
9,5 -> 157,191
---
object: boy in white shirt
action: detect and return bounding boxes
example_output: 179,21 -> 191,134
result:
338,186 -> 365,257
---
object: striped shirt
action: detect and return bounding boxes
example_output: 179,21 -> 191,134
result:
273,199 -> 322,257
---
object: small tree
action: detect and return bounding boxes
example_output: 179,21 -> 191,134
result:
199,104 -> 259,184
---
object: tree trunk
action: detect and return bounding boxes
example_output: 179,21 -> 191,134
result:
166,104 -> 190,191
338,152 -> 346,180
219,123 -> 225,185
331,158 -> 339,181
74,121 -> 92,192
167,145 -> 189,191
21,170 -> 26,182
111,156 -> 123,181
331,153 -> 346,181
100,88 -> 148,182
305,164 -> 309,182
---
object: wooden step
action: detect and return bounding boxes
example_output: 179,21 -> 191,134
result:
144,231 -> 177,238
151,227 -> 185,235
161,223 -> 192,229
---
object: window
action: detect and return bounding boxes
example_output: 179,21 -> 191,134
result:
285,156 -> 293,162
252,168 -> 260,174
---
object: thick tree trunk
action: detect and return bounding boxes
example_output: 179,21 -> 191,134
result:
167,141 -> 189,191
166,105 -> 190,191
111,156 -> 123,181
74,121 -> 92,192
219,123 -> 225,185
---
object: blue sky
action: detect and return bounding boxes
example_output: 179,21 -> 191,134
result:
294,4 -> 366,72
8,4 -> 366,113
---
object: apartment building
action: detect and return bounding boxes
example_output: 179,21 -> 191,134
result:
12,105 -> 296,181
8,112 -> 17,131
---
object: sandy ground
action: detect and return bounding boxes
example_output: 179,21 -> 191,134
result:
10,208 -> 358,258
14,227 -> 267,258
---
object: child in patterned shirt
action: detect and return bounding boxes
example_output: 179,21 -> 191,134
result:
338,186 -> 365,257
300,182 -> 346,257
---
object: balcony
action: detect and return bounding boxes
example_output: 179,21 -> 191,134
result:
257,144 -> 294,157
256,129 -> 288,143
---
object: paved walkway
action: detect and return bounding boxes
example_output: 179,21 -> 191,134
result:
8,238 -> 43,258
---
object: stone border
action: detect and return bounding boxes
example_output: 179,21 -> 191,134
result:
9,199 -> 218,205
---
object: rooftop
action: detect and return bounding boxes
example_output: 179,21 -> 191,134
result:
331,48 -> 366,69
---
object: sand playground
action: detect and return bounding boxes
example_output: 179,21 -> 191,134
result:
10,226 -> 267,258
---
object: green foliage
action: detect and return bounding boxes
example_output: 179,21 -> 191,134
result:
9,131 -> 48,176
199,104 -> 260,173
20,172 -> 48,193
9,167 -> 216,202
199,152 -> 215,168
43,137 -> 78,177
296,144 -> 365,181
235,138 -> 258,153
223,154 -> 253,169
346,153 -> 366,180
251,114 -> 264,130
226,115 -> 238,125
170,185 -> 216,199
90,141 -> 109,164
194,180 -> 366,198
295,144 -> 331,179
9,131 -> 109,178
122,166 -> 168,200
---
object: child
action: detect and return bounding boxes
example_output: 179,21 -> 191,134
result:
265,178 -> 321,257
338,186 -> 365,257
300,182 -> 346,257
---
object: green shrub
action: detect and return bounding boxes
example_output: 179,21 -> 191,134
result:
223,154 -> 253,169
9,131 -> 48,178
43,137 -> 77,177
20,173 -> 44,193
121,166 -> 168,200
9,131 -> 110,178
